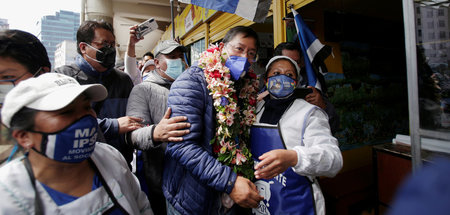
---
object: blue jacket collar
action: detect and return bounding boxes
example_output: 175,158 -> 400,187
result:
75,55 -> 112,78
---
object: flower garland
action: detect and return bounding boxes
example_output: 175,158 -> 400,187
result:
198,45 -> 258,180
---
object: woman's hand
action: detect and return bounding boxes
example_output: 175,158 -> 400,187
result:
254,149 -> 298,179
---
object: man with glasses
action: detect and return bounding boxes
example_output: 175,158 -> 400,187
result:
55,21 -> 142,167
163,26 -> 263,215
0,29 -> 50,163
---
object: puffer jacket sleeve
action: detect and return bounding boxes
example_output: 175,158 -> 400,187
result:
97,118 -> 120,140
166,67 -> 237,194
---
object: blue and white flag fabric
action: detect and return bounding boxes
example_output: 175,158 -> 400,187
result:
292,8 -> 332,91
179,0 -> 272,23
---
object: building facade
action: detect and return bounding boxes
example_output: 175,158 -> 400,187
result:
36,10 -> 79,68
54,40 -> 78,69
0,18 -> 9,30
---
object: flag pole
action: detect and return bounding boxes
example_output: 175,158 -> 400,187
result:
170,0 -> 175,39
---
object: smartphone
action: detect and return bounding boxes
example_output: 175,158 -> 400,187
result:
293,88 -> 313,99
135,18 -> 158,40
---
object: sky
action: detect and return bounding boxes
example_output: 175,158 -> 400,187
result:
0,0 -> 81,35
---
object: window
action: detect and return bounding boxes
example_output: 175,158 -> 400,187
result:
417,18 -> 421,25
404,1 -> 450,163
189,38 -> 205,64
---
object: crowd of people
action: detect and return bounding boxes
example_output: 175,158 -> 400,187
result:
0,20 -> 344,215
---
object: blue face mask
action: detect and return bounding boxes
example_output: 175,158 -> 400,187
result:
225,55 -> 251,81
266,74 -> 297,99
31,115 -> 98,163
165,58 -> 185,80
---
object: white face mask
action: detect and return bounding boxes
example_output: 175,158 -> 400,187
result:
0,84 -> 14,105
0,67 -> 42,105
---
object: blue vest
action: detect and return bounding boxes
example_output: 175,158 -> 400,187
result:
250,124 -> 316,215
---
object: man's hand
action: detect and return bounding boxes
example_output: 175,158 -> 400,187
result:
118,116 -> 143,134
229,176 -> 264,208
254,149 -> 298,179
129,25 -> 142,47
305,86 -> 326,109
153,108 -> 190,142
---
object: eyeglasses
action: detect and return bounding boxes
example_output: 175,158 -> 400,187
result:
0,67 -> 42,86
90,40 -> 116,48
227,43 -> 258,60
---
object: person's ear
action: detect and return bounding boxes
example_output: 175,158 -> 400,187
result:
154,58 -> 160,69
12,130 -> 35,150
41,66 -> 50,74
79,42 -> 88,55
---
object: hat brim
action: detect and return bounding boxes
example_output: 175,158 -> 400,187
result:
159,45 -> 187,55
27,84 -> 107,111
265,56 -> 302,82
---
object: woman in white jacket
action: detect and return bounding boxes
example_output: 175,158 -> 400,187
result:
0,73 -> 152,215
251,56 -> 343,215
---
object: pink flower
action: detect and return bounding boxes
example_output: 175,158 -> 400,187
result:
236,151 -> 247,165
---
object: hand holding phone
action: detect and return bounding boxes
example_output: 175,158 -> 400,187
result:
135,18 -> 158,40
293,88 -> 313,99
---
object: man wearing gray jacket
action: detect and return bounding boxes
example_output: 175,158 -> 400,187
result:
126,32 -> 190,215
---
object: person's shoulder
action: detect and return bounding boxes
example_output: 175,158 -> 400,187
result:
112,68 -> 133,80
93,142 -> 119,155
54,64 -> 80,75
174,66 -> 204,84
91,142 -> 128,166
132,81 -> 164,94
0,157 -> 25,182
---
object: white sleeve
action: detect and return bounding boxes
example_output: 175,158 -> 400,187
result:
124,54 -> 143,85
291,109 -> 343,178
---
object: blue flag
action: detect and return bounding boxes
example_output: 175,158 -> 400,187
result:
292,8 -> 332,91
179,0 -> 271,23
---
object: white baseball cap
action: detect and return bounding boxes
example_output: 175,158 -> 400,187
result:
1,73 -> 107,128
141,59 -> 155,73
265,55 -> 302,82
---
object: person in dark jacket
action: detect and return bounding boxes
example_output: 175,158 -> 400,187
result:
126,25 -> 191,215
54,21 -> 142,165
163,26 -> 264,215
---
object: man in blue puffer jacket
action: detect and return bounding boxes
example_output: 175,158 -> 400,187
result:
163,26 -> 264,215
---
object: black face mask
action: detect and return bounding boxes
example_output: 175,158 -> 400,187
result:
84,42 -> 116,69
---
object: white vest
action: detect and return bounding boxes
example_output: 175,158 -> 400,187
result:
0,143 -> 153,215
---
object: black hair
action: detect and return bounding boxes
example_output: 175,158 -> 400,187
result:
10,107 -> 38,131
0,29 -> 51,73
274,42 -> 301,57
76,21 -> 115,54
223,26 -> 260,50
143,52 -> 154,59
